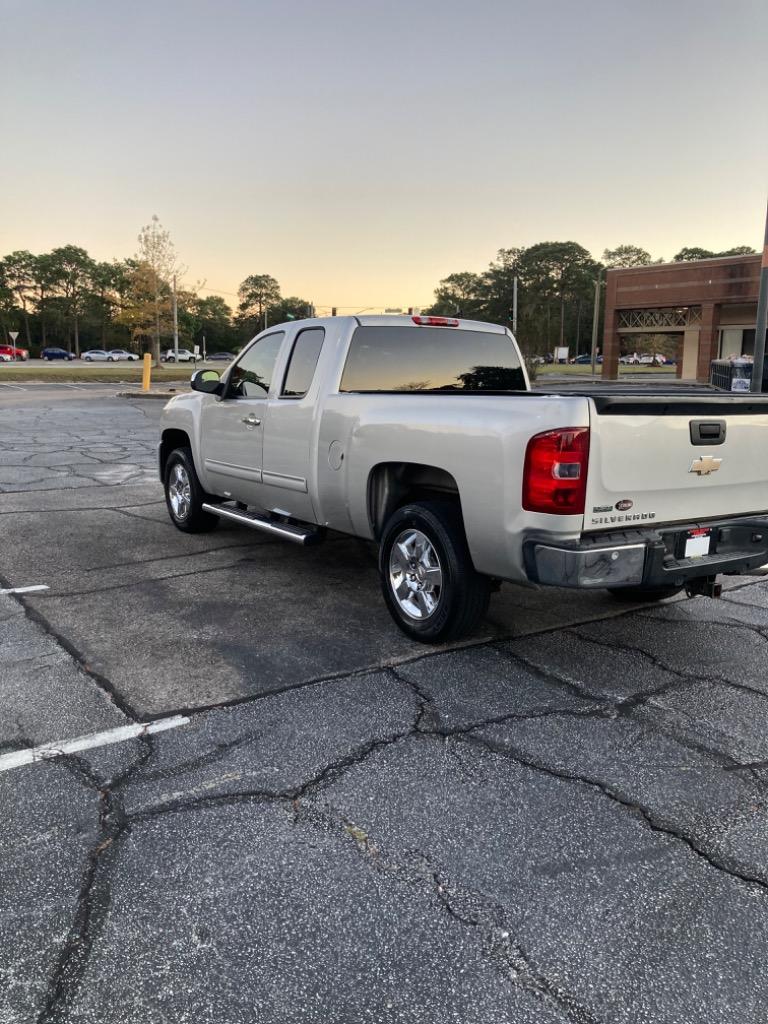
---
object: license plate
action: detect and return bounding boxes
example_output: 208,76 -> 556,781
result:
685,529 -> 711,559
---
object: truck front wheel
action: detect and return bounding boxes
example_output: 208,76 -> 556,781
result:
380,501 -> 491,643
164,447 -> 219,533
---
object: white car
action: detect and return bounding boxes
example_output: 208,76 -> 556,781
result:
81,350 -> 118,362
162,349 -> 197,363
109,349 -> 140,361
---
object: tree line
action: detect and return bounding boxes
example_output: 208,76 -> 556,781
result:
0,223 -> 755,360
423,241 -> 756,356
0,218 -> 314,360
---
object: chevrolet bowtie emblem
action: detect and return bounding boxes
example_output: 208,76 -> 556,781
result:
690,456 -> 722,476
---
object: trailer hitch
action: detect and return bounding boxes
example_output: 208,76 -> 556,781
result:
685,576 -> 722,600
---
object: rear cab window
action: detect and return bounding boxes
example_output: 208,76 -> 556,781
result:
340,325 -> 526,392
281,327 -> 325,398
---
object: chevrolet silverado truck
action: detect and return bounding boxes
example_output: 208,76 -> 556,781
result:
158,315 -> 768,641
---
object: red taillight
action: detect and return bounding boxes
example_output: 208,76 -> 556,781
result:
412,316 -> 459,327
522,427 -> 590,515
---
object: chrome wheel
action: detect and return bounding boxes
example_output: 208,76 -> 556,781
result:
168,463 -> 191,521
388,528 -> 443,620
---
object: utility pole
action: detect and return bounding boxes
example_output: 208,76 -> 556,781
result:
750,199 -> 768,393
172,275 -> 179,363
512,276 -> 518,336
590,269 -> 602,377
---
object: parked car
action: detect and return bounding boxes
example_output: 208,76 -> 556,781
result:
619,354 -> 640,365
639,353 -> 666,366
162,349 -> 197,363
159,314 -> 768,642
207,351 -> 236,362
0,344 -> 29,361
108,349 -> 140,361
40,347 -> 76,361
571,354 -> 604,365
81,349 -> 117,362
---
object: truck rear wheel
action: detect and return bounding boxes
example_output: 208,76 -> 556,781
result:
380,501 -> 491,643
164,447 -> 219,533
607,584 -> 684,603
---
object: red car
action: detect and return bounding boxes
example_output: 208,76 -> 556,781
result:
0,344 -> 29,361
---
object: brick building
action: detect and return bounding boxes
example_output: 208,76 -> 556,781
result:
601,254 -> 762,381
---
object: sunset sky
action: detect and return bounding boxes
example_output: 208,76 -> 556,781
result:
2,0 -> 766,313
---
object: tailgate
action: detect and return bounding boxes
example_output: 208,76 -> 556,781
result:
584,394 -> 768,532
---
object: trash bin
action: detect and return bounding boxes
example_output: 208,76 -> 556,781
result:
710,358 -> 756,392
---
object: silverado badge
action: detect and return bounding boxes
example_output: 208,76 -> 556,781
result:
690,456 -> 722,476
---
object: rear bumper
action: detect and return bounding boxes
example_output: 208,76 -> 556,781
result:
523,515 -> 768,590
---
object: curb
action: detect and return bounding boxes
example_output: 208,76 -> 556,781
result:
116,390 -> 186,400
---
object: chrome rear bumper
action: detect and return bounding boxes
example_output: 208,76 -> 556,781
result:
524,515 -> 768,590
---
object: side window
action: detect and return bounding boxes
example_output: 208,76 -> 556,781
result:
281,328 -> 325,398
228,332 -> 284,398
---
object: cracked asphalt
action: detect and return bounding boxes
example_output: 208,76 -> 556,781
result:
2,388 -> 768,1023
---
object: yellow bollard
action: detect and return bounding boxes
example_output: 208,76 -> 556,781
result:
142,353 -> 152,392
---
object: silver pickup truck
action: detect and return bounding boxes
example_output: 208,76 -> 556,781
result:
159,314 -> 768,641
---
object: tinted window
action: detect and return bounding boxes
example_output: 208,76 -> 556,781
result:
282,328 -> 325,397
340,326 -> 525,393
228,332 -> 284,398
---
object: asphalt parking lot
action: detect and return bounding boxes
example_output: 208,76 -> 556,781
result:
3,387 -> 768,1023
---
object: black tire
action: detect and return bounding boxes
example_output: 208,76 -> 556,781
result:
607,584 -> 684,603
163,447 -> 219,533
379,501 -> 491,643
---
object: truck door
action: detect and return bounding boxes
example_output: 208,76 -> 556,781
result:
199,331 -> 285,505
260,326 -> 326,522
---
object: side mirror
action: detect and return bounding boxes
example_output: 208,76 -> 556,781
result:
190,369 -> 222,395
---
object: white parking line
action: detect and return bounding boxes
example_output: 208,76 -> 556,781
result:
0,585 -> 50,595
0,382 -> 25,391
0,716 -> 189,773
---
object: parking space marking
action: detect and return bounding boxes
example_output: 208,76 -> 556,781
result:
0,382 -> 25,390
0,716 -> 189,773
0,584 -> 50,594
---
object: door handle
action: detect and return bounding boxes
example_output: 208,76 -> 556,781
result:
241,415 -> 261,427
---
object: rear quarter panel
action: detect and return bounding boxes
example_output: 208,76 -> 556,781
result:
316,392 -> 590,579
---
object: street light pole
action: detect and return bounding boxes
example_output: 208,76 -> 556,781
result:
512,276 -> 518,336
172,275 -> 179,363
751,199 -> 768,393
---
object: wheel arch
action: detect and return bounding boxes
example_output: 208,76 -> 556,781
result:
159,428 -> 192,479
367,461 -> 463,540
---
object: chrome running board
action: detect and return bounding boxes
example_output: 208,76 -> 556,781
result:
201,503 -> 322,545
